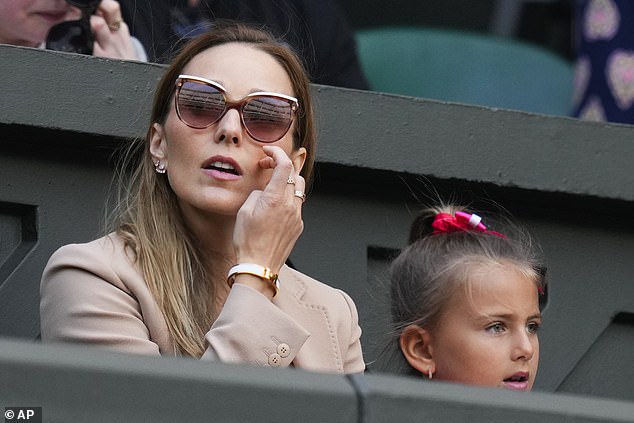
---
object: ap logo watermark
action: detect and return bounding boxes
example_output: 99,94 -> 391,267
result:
4,408 -> 42,423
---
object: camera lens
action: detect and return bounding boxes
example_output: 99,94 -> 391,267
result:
46,20 -> 94,55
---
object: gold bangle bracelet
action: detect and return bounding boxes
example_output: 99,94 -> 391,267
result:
227,263 -> 279,297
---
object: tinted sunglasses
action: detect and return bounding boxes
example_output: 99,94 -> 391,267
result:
174,74 -> 299,143
46,0 -> 100,55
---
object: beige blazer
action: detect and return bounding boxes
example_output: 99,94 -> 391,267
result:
40,234 -> 365,374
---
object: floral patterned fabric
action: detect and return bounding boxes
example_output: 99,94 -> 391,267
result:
573,0 -> 634,123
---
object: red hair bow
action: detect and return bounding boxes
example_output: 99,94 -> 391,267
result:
432,211 -> 505,238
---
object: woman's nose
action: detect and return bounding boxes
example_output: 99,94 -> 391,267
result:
215,108 -> 242,145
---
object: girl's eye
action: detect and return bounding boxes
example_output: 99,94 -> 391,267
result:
486,322 -> 506,334
527,321 -> 541,335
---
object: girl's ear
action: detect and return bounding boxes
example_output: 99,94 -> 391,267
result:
150,123 -> 167,161
399,324 -> 435,376
290,147 -> 307,173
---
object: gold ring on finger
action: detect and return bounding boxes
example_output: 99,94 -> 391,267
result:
109,19 -> 123,32
293,190 -> 306,202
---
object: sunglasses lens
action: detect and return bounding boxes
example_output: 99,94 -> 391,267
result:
243,97 -> 294,142
177,81 -> 226,128
46,21 -> 93,55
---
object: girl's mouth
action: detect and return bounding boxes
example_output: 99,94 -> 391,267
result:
503,372 -> 529,391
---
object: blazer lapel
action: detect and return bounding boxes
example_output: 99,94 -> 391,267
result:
274,266 -> 343,373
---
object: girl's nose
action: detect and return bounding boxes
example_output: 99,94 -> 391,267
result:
512,332 -> 536,361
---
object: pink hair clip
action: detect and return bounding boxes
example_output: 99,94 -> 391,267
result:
455,211 -> 486,230
432,211 -> 505,238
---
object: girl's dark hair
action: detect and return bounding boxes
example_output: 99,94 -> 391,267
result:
388,204 -> 546,375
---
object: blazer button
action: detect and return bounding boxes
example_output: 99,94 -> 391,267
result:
277,343 -> 290,358
268,353 -> 282,367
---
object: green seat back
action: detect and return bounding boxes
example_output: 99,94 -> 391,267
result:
356,27 -> 574,116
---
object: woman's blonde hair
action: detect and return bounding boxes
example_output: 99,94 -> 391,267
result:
109,22 -> 316,357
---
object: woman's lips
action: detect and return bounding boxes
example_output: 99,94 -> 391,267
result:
202,156 -> 242,181
204,168 -> 241,181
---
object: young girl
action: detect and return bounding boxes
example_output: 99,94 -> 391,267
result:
389,204 -> 545,391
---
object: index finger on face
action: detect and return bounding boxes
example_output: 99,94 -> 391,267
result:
262,145 -> 294,196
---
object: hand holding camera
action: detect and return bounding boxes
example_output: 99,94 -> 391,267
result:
46,0 -> 141,60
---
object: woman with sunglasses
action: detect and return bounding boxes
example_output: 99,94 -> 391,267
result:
0,0 -> 144,60
40,22 -> 365,374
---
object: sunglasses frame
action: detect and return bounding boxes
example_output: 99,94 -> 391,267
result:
174,74 -> 299,143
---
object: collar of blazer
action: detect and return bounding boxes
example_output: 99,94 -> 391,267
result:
273,265 -> 345,372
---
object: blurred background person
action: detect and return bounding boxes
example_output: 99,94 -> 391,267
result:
0,0 -> 145,60
118,0 -> 369,89
573,0 -> 634,124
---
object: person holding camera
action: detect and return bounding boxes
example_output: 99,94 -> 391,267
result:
0,0 -> 146,60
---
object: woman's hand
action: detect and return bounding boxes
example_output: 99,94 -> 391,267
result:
233,146 -> 306,279
90,0 -> 141,60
